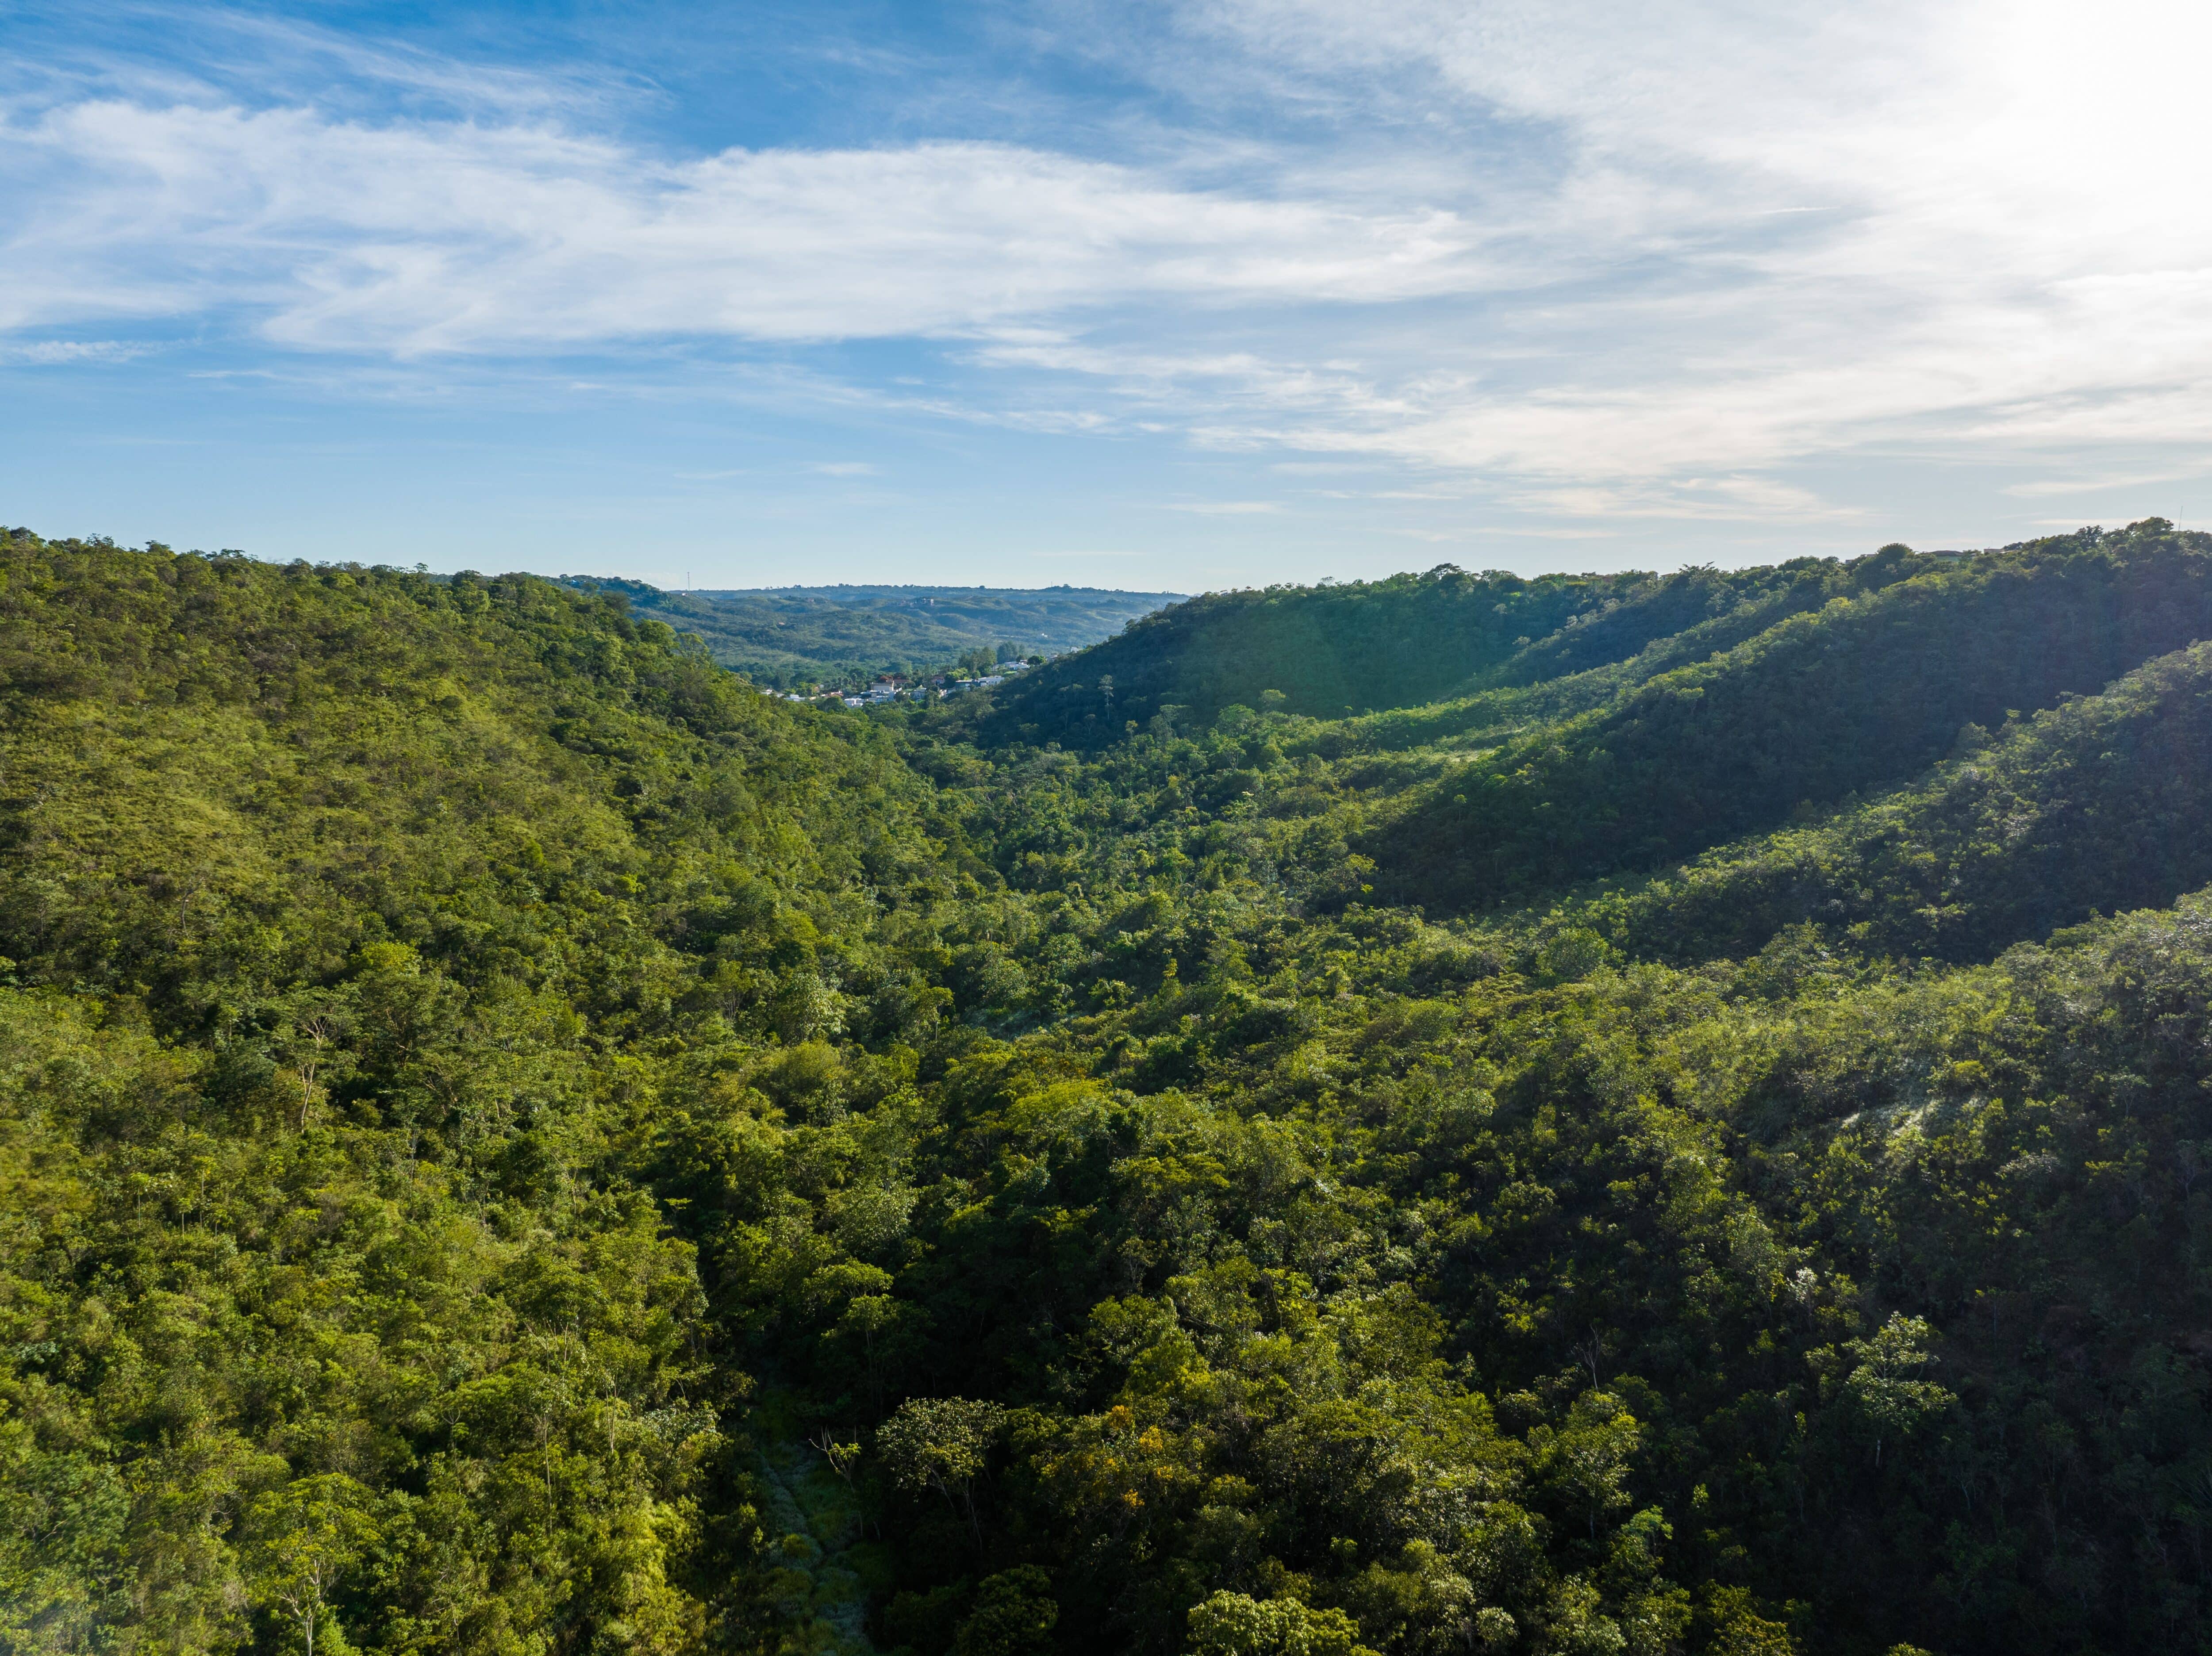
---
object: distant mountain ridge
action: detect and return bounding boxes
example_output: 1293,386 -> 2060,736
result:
562,575 -> 1185,685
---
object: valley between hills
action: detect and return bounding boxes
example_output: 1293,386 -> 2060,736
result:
6,523 -> 2212,1656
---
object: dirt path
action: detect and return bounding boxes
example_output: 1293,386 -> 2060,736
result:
752,1408 -> 880,1655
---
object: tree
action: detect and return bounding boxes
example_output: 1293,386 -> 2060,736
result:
1187,1592 -> 1375,1656
953,1566 -> 1058,1656
877,1397 -> 1005,1549
1840,1315 -> 1955,1470
1702,1587 -> 1798,1656
1534,1392 -> 1642,1540
241,1475 -> 380,1656
809,1426 -> 862,1490
833,1293 -> 912,1414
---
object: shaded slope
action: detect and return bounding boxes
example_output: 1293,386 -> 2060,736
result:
1391,890 -> 2212,1656
976,554 -> 1934,752
1323,555 -> 1878,755
1367,522 -> 2212,911
1496,553 -> 1875,686
1548,636 -> 2212,963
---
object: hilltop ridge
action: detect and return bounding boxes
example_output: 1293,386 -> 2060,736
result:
972,551 -> 1940,748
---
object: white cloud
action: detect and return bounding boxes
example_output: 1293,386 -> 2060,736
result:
0,101 -> 1481,350
2007,467 -> 2211,499
0,337 -> 148,363
1131,0 -> 2212,504
5,0 -> 2211,526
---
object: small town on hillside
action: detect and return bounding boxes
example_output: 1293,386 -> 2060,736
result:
772,648 -> 1048,707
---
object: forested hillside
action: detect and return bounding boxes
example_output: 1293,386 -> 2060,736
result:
10,522 -> 2212,1656
560,579 -> 1184,687
1368,529 -> 2212,909
976,558 -> 1878,748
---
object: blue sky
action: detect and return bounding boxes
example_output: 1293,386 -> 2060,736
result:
4,0 -> 2208,590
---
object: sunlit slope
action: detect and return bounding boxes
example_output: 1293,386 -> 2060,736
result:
1366,522 -> 2212,911
975,562 -> 1849,747
20,529 -> 2212,1655
0,539 -> 949,1019
0,533 -> 964,1647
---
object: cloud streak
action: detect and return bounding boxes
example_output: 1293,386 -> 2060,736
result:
1142,0 -> 2212,494
5,0 -> 2210,532
0,102 -> 1481,349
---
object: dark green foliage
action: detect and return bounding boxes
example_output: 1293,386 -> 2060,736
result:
1559,635 -> 2212,963
13,520 -> 2212,1656
1328,558 -> 1864,759
561,579 -> 1183,687
1369,524 -> 2212,909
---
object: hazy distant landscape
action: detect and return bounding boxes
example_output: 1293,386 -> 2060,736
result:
560,578 -> 1187,684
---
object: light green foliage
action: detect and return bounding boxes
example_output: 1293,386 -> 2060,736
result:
0,1420 -> 129,1653
1701,1588 -> 1797,1656
1834,1317 -> 1954,1470
10,523 -> 2212,1656
242,1475 -> 382,1656
1531,1394 -> 1642,1539
1187,1592 -> 1374,1656
877,1399 -> 1005,1497
878,1397 -> 1005,1551
0,533 -> 958,1656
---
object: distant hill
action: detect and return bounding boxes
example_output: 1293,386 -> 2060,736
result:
970,560 -> 1894,748
560,577 -> 1185,685
1365,530 -> 2212,909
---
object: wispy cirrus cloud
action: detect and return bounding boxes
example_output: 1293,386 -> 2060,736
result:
4,0 -> 2210,556
1099,0 -> 2212,499
0,337 -> 149,364
0,100 -> 1482,351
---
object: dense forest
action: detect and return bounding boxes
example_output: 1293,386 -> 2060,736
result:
560,580 -> 1184,688
7,521 -> 2212,1656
